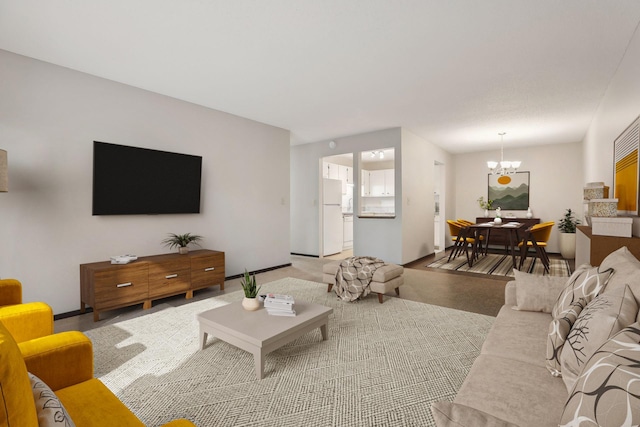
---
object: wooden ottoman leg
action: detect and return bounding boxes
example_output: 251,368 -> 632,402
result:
327,283 -> 333,293
395,287 -> 400,296
378,293 -> 384,304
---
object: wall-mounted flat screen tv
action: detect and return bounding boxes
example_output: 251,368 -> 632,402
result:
93,141 -> 202,215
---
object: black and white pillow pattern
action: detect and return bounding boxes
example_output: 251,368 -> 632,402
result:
560,322 -> 640,426
28,372 -> 76,427
551,265 -> 614,319
560,284 -> 638,392
546,298 -> 587,376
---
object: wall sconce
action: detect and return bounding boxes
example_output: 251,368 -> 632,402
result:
0,150 -> 7,192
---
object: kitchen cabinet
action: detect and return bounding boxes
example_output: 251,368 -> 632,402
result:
338,165 -> 353,185
384,169 -> 394,196
322,162 -> 340,180
324,162 -> 353,194
367,169 -> 394,197
361,170 -> 371,196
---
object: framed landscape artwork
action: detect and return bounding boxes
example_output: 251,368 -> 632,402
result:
613,115 -> 639,215
488,171 -> 530,210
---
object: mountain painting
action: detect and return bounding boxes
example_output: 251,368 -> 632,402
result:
488,172 -> 530,210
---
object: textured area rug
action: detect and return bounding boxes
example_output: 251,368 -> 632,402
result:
428,253 -> 571,277
85,278 -> 494,427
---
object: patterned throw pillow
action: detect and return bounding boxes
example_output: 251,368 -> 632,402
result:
551,265 -> 614,318
545,298 -> 587,376
560,322 -> 640,426
560,284 -> 638,392
28,372 -> 76,427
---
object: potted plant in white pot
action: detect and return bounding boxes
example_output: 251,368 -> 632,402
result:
558,209 -> 580,259
162,233 -> 203,254
240,270 -> 261,311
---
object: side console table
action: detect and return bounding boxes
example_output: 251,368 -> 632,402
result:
80,249 -> 225,321
576,226 -> 640,266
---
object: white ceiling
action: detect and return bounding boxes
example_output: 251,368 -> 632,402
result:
1,1 -> 640,153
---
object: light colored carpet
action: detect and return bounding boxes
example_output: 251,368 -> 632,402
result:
85,278 -> 494,426
428,253 -> 571,277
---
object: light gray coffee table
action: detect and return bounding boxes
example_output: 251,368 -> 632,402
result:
197,300 -> 332,379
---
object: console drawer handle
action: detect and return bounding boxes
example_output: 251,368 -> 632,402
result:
116,282 -> 132,288
165,274 -> 178,279
204,267 -> 215,272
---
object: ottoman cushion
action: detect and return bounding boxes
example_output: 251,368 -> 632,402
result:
323,261 -> 340,275
372,264 -> 404,282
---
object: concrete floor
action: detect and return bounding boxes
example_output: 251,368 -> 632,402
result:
55,251 -> 525,333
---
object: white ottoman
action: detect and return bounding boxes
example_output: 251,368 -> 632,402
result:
322,260 -> 404,303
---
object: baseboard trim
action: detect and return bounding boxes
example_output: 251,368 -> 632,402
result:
290,253 -> 319,258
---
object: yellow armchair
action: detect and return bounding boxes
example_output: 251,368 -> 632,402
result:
0,278 -> 22,305
0,321 -> 195,427
0,278 -> 54,343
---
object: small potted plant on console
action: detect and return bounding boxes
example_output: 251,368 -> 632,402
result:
240,269 -> 261,311
162,233 -> 203,254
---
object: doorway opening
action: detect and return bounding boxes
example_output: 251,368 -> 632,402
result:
434,161 -> 446,259
320,153 -> 354,258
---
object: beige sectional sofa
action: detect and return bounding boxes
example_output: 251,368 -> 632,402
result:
431,246 -> 640,427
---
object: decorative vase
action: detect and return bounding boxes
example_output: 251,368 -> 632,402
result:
559,233 -> 576,259
494,217 -> 502,224
526,207 -> 533,219
178,247 -> 189,255
484,209 -> 489,218
242,297 -> 261,311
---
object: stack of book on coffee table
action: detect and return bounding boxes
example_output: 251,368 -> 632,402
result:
264,293 -> 296,317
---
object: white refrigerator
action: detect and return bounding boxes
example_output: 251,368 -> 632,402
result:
323,178 -> 344,256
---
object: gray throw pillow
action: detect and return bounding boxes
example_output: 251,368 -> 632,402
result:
560,322 -> 640,426
599,246 -> 640,299
560,284 -> 639,392
512,269 -> 568,313
551,264 -> 614,318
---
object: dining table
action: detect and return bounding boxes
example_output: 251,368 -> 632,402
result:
466,221 -> 527,269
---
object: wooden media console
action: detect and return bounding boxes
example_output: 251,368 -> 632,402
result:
80,249 -> 225,321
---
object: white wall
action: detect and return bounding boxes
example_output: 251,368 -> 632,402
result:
291,127 -> 452,264
583,24 -> 640,235
0,50 -> 291,315
401,129 -> 452,263
454,141 -> 584,253
291,128 -> 403,262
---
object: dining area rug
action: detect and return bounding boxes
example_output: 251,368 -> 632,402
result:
427,253 -> 571,277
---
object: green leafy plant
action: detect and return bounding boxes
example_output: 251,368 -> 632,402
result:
558,209 -> 580,233
161,233 -> 203,249
240,270 -> 260,298
477,196 -> 493,210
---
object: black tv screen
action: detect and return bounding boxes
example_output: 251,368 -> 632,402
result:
93,141 -> 202,215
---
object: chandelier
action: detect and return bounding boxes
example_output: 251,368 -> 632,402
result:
487,132 -> 520,175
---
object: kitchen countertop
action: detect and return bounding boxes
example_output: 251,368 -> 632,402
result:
358,213 -> 395,218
